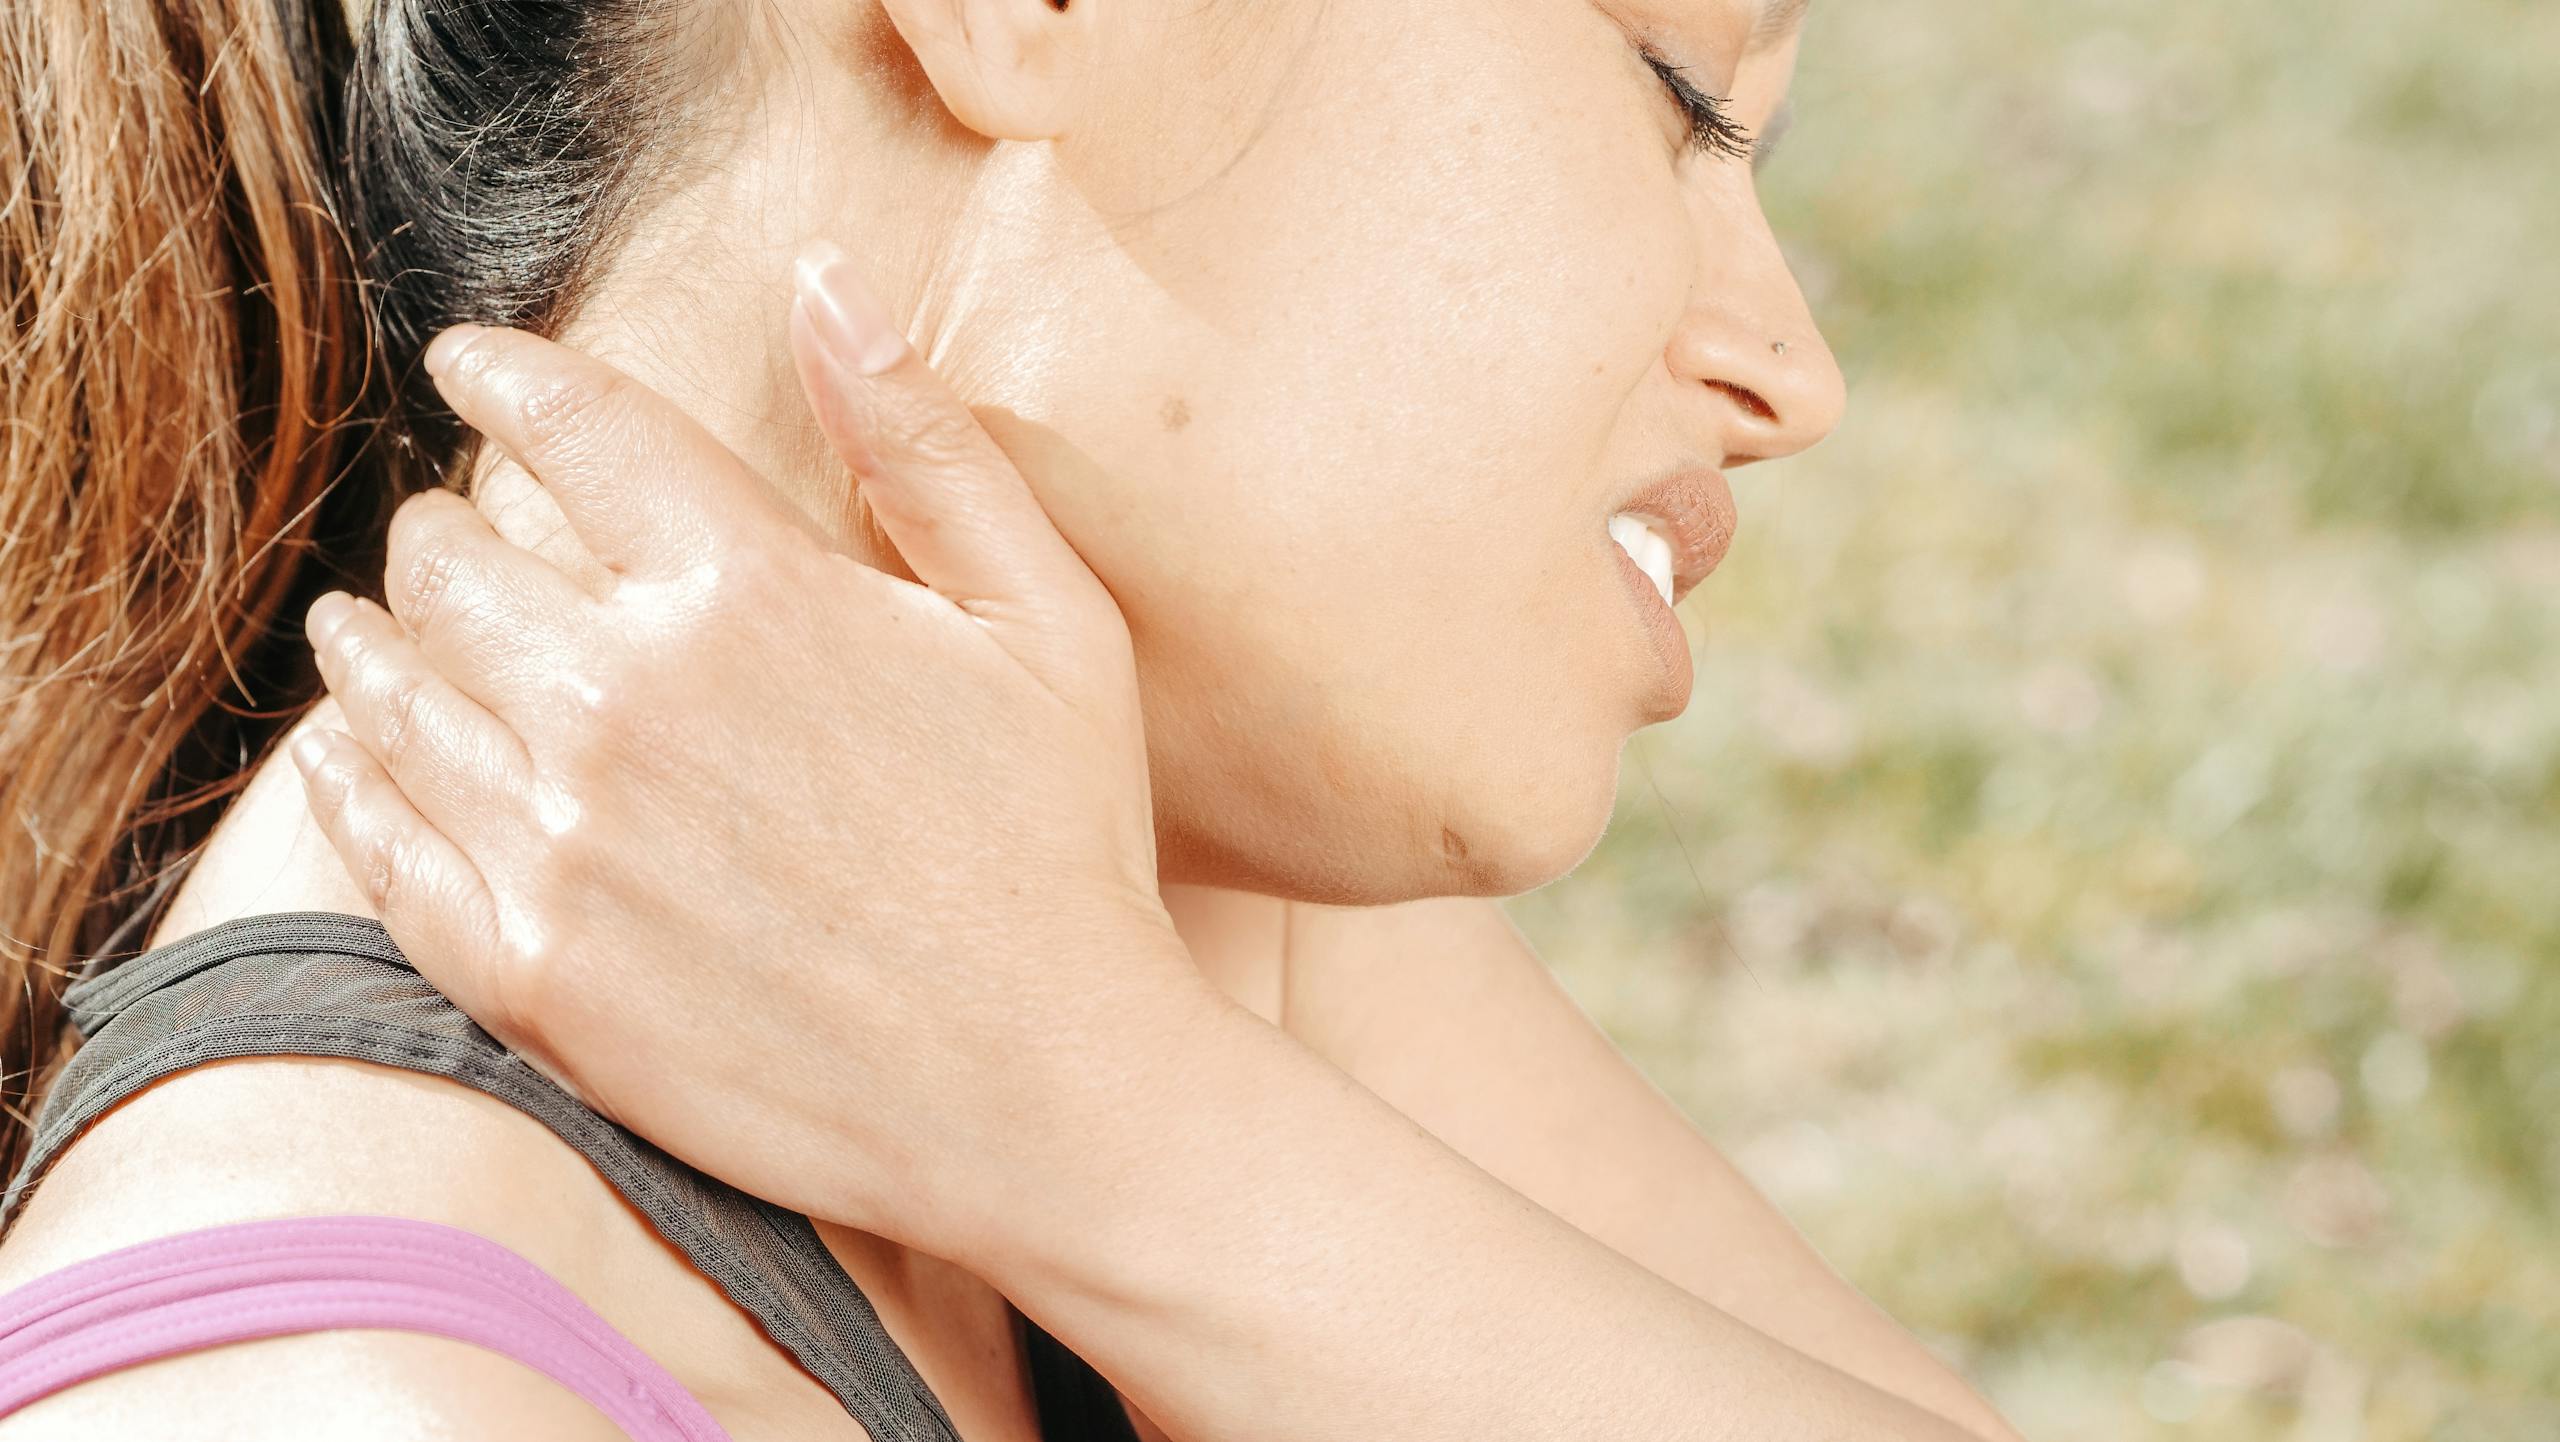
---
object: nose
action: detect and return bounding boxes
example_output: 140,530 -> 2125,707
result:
1662,180 -> 1846,466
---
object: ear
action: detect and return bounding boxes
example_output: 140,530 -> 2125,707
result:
878,0 -> 1101,142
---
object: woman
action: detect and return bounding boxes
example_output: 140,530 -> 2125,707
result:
0,0 -> 2021,1437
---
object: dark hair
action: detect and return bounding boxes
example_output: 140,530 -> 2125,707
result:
347,0 -> 726,468
0,0 -> 715,1176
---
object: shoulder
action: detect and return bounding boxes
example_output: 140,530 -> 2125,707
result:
0,1055 -> 664,1437
0,778 -> 800,1431
0,1054 -> 799,1435
0,774 -> 626,1292
0,1051 -> 632,1286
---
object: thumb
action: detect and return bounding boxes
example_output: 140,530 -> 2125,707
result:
787,241 -> 1122,680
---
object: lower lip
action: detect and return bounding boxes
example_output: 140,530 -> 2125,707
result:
1609,540 -> 1693,719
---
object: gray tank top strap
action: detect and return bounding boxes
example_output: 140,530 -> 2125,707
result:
1,910 -> 964,1442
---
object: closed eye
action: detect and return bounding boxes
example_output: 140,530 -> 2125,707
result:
1633,39 -> 1754,164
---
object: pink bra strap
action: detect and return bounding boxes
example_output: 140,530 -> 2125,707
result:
0,1213 -> 730,1440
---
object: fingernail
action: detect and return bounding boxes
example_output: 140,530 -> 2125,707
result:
424,323 -> 486,379
306,591 -> 355,649
793,241 -> 910,376
289,728 -> 333,774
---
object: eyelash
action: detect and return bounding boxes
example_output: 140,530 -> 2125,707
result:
1636,42 -> 1755,163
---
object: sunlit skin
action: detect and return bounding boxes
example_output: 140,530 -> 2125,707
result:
158,0 -> 1835,928
470,0 -> 1839,906
0,2 -> 2030,1439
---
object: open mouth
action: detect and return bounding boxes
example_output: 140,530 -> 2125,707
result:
1603,466 -> 1737,609
1607,511 -> 1678,606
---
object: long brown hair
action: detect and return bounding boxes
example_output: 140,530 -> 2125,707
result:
0,0 -> 704,1180
0,0 -> 386,1180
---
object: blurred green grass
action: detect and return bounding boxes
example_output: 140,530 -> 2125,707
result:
1502,2 -> 2560,1437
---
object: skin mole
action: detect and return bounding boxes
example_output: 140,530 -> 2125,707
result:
1159,395 -> 1192,431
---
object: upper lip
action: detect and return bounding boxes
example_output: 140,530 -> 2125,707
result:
1610,464 -> 1738,607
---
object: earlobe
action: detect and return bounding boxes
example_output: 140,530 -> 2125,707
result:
878,0 -> 1099,143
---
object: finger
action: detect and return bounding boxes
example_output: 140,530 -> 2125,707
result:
383,486 -> 608,711
287,723 -> 507,1020
306,591 -> 535,857
787,242 -> 1123,660
465,461 -> 620,597
421,324 -> 833,581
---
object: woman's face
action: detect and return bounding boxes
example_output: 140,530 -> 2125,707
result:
910,0 -> 1842,903
527,0 -> 1840,906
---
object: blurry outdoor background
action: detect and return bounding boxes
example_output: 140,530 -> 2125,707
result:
1502,2 -> 2558,1439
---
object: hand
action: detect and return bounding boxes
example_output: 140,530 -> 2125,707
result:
282,248 -> 2022,1442
286,241 -> 1208,1249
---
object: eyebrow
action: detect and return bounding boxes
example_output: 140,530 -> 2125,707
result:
1751,0 -> 1810,49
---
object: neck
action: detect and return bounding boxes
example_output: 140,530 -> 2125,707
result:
547,153 -> 963,539
476,132 -> 1122,588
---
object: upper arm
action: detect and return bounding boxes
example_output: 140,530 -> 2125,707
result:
1276,894 -> 2023,1442
0,1056 -> 704,1439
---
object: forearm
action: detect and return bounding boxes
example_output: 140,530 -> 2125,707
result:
937,979 -> 1999,1442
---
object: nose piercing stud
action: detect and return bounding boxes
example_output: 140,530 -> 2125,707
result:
1771,340 -> 1789,356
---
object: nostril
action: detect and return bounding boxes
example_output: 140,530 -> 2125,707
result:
1707,379 -> 1777,424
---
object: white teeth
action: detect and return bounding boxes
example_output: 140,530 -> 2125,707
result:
1608,512 -> 1676,606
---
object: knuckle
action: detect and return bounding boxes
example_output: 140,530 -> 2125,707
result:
512,368 -> 628,455
548,698 -> 627,789
701,539 -> 796,615
302,750 -> 354,821
593,699 -> 680,780
896,399 -> 986,472
359,831 -> 404,915
541,684 -> 618,777
680,530 -> 788,619
561,675 -> 612,732
489,928 -> 563,1031
371,667 -> 427,777
396,536 -> 467,636
863,484 -> 943,549
520,832 -> 581,906
385,485 -> 456,550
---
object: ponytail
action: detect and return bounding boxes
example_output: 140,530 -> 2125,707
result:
3,0 -> 722,1183
0,0 -> 392,1179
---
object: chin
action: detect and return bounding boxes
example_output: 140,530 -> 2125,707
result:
1411,761 -> 1623,901
1148,712 -> 1624,903
1155,794 -> 1608,907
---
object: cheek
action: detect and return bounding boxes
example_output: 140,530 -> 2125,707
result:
1198,110 -> 1691,498
1122,214 -> 1685,891
1079,0 -> 1696,497
976,26 -> 1699,894
1102,81 -> 1694,590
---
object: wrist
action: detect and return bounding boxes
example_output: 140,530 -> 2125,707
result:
942,978 -> 1413,1329
862,910 -> 1239,1264
931,959 -> 1270,1282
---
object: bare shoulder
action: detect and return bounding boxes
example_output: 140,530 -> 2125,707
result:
0,1054 -> 813,1436
0,764 -> 841,1434
0,751 -> 637,1294
0,1053 -> 638,1289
